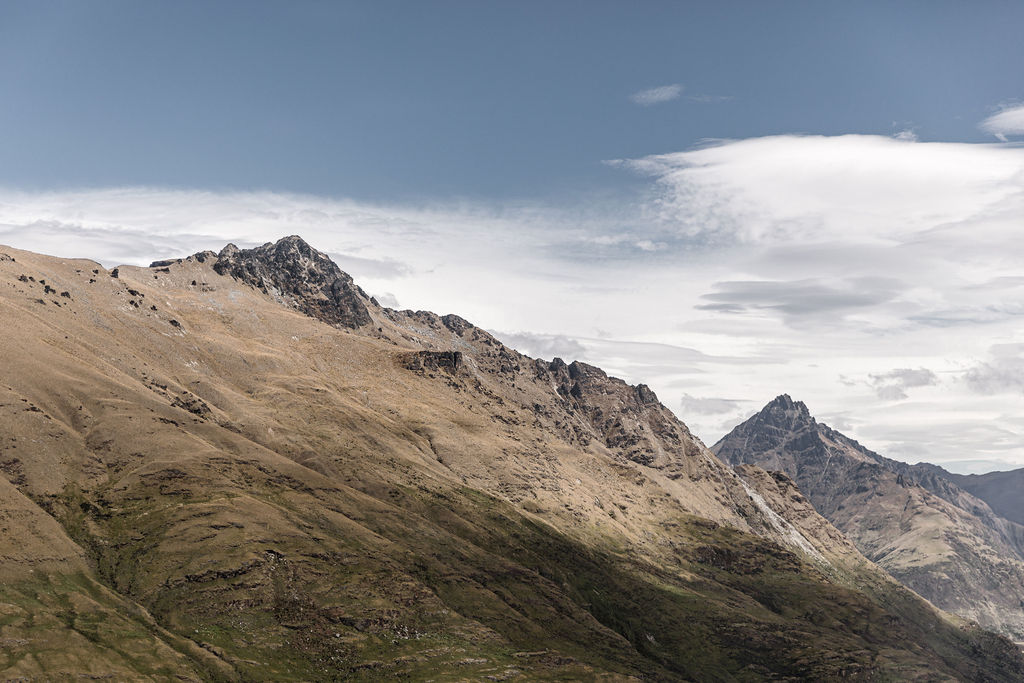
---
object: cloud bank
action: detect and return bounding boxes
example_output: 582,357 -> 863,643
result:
4,127 -> 1024,472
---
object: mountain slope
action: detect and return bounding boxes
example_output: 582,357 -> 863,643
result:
945,467 -> 1024,527
714,394 -> 1024,640
0,239 -> 1021,680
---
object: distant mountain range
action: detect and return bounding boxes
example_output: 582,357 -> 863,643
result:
946,467 -> 1024,527
714,394 -> 1024,640
0,237 -> 1022,680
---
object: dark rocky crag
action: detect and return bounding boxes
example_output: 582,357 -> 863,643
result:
715,394 -> 1024,639
212,236 -> 373,329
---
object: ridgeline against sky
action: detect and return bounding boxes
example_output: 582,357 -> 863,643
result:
3,1 -> 1024,472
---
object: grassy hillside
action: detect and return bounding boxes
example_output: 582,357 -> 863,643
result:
1,240 -> 1021,681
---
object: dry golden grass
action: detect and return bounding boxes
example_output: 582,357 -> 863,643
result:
0,242 -> 1021,681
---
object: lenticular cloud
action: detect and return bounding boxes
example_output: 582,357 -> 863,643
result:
616,134 -> 1024,246
980,104 -> 1024,141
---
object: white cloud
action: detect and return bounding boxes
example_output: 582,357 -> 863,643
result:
679,394 -> 743,415
962,344 -> 1024,395
868,368 -> 938,401
491,331 -> 587,362
630,84 -> 683,106
634,239 -> 662,252
373,292 -> 401,308
4,123 -> 1024,473
980,103 -> 1024,141
612,134 -> 1024,245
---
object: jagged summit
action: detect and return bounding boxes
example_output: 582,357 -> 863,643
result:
765,393 -> 808,413
210,235 -> 374,329
760,394 -> 813,424
712,394 -> 820,472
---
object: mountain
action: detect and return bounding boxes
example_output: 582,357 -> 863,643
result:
714,394 -> 1024,640
1,238 -> 1022,680
945,467 -> 1024,527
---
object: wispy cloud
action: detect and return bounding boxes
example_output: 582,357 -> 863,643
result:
687,94 -> 732,104
679,394 -> 743,415
868,368 -> 938,400
630,84 -> 683,106
963,345 -> 1024,395
697,277 -> 902,323
612,133 -> 1024,244
980,103 -> 1024,141
891,120 -> 918,142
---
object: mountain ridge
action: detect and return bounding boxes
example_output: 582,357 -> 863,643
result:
944,467 -> 1024,527
1,237 -> 1021,680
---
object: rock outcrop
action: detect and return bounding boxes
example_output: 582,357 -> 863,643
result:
212,235 -> 373,329
402,349 -> 464,374
538,358 -> 702,468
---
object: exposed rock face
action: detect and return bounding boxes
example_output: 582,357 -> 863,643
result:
403,349 -> 464,374
715,394 -> 1024,639
212,235 -> 373,329
380,304 -> 720,485
732,464 -> 865,562
537,358 -> 702,469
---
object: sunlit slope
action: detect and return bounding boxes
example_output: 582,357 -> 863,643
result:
0,241 -> 1021,681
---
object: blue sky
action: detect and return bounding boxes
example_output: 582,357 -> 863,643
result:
4,2 -> 1024,472
2,1 -> 1022,199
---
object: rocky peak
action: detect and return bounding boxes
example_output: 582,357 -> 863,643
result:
634,383 -> 659,405
211,236 -> 373,329
440,313 -> 474,336
712,395 -> 825,474
760,394 -> 813,426
713,392 -> 1024,640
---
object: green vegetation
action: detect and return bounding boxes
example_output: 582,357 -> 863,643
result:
33,475 -> 1022,681
0,572 -> 202,680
